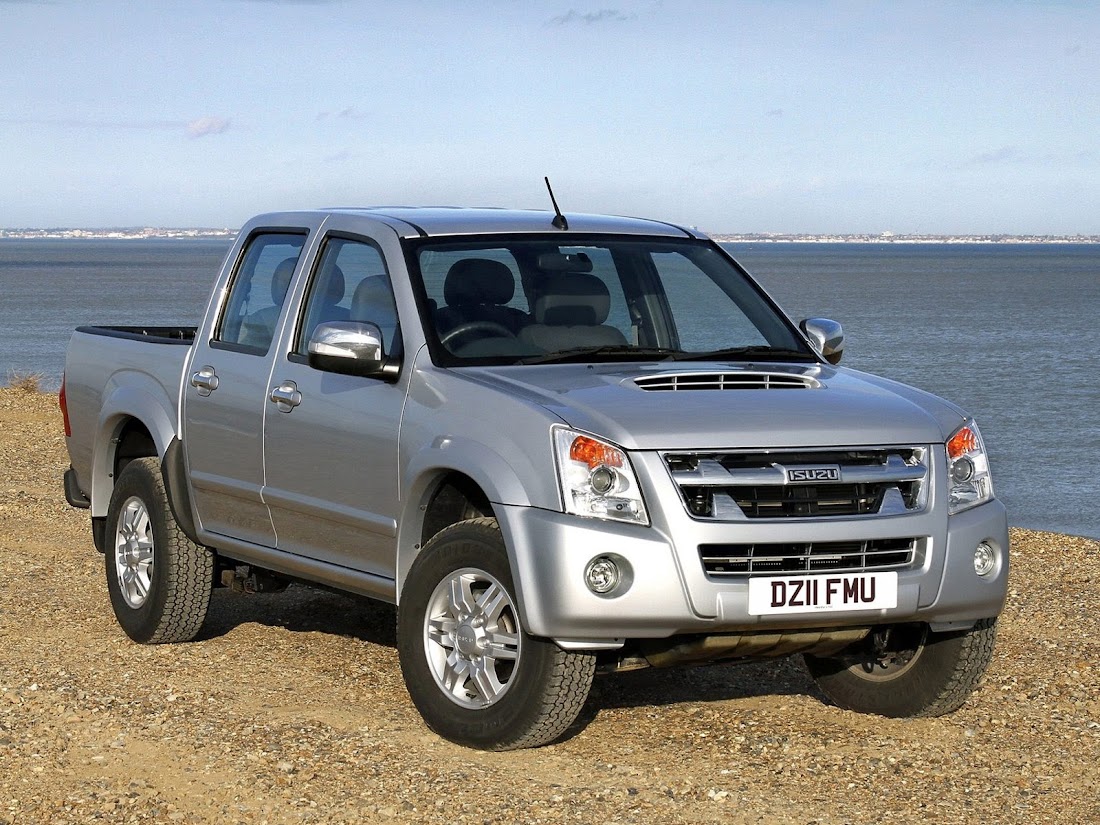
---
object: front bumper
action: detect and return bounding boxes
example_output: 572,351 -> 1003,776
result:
496,498 -> 1009,648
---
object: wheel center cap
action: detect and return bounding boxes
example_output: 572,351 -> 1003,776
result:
454,622 -> 482,657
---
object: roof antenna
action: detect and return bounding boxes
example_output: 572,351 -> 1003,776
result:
544,176 -> 569,230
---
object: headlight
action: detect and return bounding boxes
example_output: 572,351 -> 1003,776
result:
946,419 -> 994,514
552,427 -> 649,525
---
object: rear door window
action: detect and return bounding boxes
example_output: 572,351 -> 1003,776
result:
217,232 -> 307,352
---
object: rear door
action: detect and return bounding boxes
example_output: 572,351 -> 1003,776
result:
261,220 -> 406,577
182,215 -> 322,545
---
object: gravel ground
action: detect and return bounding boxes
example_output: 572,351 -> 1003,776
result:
1,386 -> 1097,824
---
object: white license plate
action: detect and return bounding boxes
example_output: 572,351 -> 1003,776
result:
747,572 -> 898,616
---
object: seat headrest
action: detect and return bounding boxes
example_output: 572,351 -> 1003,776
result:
533,273 -> 612,327
351,275 -> 397,324
444,259 -> 515,306
271,258 -> 297,305
322,264 -> 345,305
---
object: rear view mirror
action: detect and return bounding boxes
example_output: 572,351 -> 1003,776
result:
537,252 -> 593,273
800,318 -> 845,365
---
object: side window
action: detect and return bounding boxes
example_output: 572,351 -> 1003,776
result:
296,237 -> 400,355
651,251 -> 769,350
217,232 -> 306,352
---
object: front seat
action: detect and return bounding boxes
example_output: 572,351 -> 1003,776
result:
434,258 -> 528,337
518,273 -> 627,353
350,275 -> 399,352
300,265 -> 348,344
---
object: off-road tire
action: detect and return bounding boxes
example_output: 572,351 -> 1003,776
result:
804,618 -> 998,718
397,517 -> 596,750
105,457 -> 214,644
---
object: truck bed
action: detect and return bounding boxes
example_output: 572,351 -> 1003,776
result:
74,325 -> 197,344
64,325 -> 196,507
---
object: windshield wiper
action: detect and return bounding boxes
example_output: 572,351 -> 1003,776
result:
670,346 -> 817,363
516,345 -> 686,365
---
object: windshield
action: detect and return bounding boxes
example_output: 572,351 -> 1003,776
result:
409,235 -> 813,366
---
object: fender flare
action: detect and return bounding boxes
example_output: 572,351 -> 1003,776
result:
89,381 -> 179,516
395,437 -> 553,612
161,438 -> 202,546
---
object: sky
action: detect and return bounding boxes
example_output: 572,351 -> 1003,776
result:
0,0 -> 1097,234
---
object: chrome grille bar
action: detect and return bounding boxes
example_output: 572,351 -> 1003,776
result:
700,538 -> 921,578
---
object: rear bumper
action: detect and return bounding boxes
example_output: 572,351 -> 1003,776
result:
497,499 -> 1009,648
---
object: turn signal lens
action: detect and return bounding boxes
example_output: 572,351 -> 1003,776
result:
947,426 -> 980,461
569,435 -> 624,469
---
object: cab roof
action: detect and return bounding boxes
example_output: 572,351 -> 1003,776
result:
322,206 -> 706,240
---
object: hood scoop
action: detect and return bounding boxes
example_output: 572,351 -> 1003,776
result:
633,372 -> 821,392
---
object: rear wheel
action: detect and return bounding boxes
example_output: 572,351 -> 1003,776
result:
803,619 -> 997,717
397,517 -> 595,750
105,457 -> 214,644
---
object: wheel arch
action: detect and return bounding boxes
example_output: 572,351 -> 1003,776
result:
397,469 -> 494,599
396,454 -> 546,626
89,383 -> 179,517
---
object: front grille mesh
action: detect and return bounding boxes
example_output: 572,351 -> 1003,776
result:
700,538 -> 920,578
666,448 -> 928,521
696,482 -> 887,518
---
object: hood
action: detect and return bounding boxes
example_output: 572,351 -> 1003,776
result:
458,362 -> 967,451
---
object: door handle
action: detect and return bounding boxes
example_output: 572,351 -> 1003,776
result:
269,380 -> 302,413
190,365 -> 220,396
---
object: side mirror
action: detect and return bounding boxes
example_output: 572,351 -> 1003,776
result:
307,321 -> 396,379
800,318 -> 845,365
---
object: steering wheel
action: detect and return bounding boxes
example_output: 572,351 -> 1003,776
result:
439,320 -> 516,348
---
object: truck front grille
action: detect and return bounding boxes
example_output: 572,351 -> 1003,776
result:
664,447 -> 929,521
699,537 -> 921,578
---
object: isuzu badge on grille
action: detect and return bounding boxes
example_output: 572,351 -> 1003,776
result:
786,466 -> 841,483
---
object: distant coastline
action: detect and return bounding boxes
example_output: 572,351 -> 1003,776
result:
0,228 -> 236,241
711,232 -> 1100,244
1,227 -> 1097,244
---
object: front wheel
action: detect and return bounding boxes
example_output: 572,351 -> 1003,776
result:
105,457 -> 214,644
803,619 -> 997,718
397,517 -> 595,750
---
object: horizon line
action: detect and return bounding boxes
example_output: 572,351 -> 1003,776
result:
1,227 -> 1099,243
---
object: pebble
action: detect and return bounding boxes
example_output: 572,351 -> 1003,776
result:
1,388 -> 1098,824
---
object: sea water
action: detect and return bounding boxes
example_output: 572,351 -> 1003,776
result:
733,242 -> 1100,540
1,238 -> 1096,538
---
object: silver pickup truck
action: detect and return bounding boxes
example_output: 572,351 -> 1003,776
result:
61,207 -> 1009,750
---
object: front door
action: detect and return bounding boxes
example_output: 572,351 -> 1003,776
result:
261,232 -> 405,576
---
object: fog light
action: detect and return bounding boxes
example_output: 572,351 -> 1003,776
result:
974,542 -> 996,577
584,556 -> 621,594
